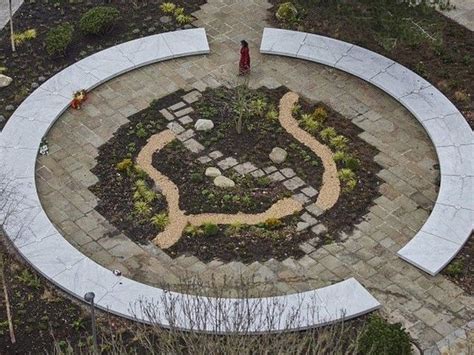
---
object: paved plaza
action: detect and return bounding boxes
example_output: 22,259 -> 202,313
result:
0,0 -> 472,351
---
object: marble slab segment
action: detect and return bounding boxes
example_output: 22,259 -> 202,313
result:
161,28 -> 210,58
260,28 -> 473,276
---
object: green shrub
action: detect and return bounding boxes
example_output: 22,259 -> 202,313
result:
116,158 -> 133,172
319,127 -> 337,142
45,23 -> 74,56
190,172 -> 204,183
329,135 -> 349,151
250,98 -> 267,118
160,2 -> 176,14
263,218 -> 282,230
176,14 -> 193,25
291,103 -> 302,117
301,114 -> 320,134
133,180 -> 156,203
344,156 -> 360,171
276,2 -> 298,23
79,6 -> 120,35
445,259 -> 464,276
151,213 -> 169,229
358,315 -> 411,355
266,107 -> 279,121
134,201 -> 151,218
333,150 -> 347,163
201,222 -> 219,237
312,106 -> 328,123
174,7 -> 185,16
338,168 -> 357,192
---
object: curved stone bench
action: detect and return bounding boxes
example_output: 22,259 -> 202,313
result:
260,28 -> 473,276
0,29 -> 380,332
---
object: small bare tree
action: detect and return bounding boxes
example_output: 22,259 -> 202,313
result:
9,0 -> 16,52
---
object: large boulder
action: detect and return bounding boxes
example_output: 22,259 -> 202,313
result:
205,167 -> 221,177
269,147 -> 287,164
214,175 -> 235,188
0,74 -> 12,88
195,119 -> 214,131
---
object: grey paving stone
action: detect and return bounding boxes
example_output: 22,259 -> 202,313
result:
178,115 -> 193,125
305,203 -> 324,217
268,171 -> 285,182
233,162 -> 257,175
263,166 -> 277,174
217,157 -> 239,170
280,167 -> 296,178
182,90 -> 202,104
300,212 -> 318,226
183,138 -> 205,154
174,107 -> 194,117
168,101 -> 186,111
293,193 -> 310,205
250,169 -> 265,178
167,121 -> 185,134
283,176 -> 305,191
159,108 -> 174,121
208,150 -> 223,159
311,224 -> 328,236
301,186 -> 318,197
177,129 -> 195,142
197,156 -> 212,164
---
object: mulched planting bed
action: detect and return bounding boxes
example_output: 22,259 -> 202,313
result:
442,233 -> 473,295
0,0 -> 205,129
90,85 -> 381,263
269,0 -> 474,128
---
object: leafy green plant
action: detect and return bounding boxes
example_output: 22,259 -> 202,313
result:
250,98 -> 267,118
134,201 -> 151,218
445,259 -> 464,276
291,103 -> 302,117
276,2 -> 298,23
176,14 -> 193,25
13,29 -> 37,46
45,23 -> 74,56
333,150 -> 347,163
338,168 -> 357,192
133,179 -> 156,203
343,156 -> 360,171
0,320 -> 9,335
319,127 -> 337,142
201,222 -> 219,237
263,218 -> 282,230
151,213 -> 169,229
79,6 -> 120,35
329,135 -> 349,151
312,106 -> 328,123
358,315 -> 411,355
174,7 -> 185,16
134,123 -> 148,138
71,318 -> 86,331
116,158 -> 133,172
301,114 -> 320,134
160,2 -> 176,14
266,105 -> 279,121
190,172 -> 204,183
16,269 -> 41,289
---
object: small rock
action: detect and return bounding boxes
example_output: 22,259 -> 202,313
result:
0,74 -> 12,88
214,175 -> 235,188
31,82 -> 39,89
38,76 -> 46,82
183,24 -> 193,29
5,105 -> 14,111
132,28 -> 140,34
269,147 -> 287,164
205,167 -> 221,178
148,27 -> 156,33
194,119 -> 214,131
160,16 -> 172,24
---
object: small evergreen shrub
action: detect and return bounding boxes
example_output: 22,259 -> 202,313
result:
45,23 -> 74,56
358,315 -> 412,355
201,223 -> 219,237
115,158 -> 133,172
79,6 -> 120,35
276,2 -> 298,23
151,213 -> 169,229
160,2 -> 176,14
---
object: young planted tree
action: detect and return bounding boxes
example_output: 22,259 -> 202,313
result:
9,0 -> 16,52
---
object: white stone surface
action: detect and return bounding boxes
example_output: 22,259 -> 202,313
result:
260,28 -> 473,276
397,231 -> 461,276
195,118 -> 214,131
116,34 -> 174,68
161,28 -> 210,58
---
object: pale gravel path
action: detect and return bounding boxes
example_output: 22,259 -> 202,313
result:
137,130 -> 303,248
279,92 -> 340,210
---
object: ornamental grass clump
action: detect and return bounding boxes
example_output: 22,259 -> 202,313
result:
276,2 -> 298,23
160,2 -> 176,14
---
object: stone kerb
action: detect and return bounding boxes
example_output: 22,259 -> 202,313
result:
260,27 -> 473,276
0,29 -> 381,332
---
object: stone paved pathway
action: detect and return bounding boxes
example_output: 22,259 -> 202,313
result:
34,0 -> 472,350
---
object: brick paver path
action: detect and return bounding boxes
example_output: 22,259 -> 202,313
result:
35,0 -> 472,350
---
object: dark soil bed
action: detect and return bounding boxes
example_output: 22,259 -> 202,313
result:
442,233 -> 473,295
0,0 -> 205,130
90,86 -> 381,263
269,0 -> 474,128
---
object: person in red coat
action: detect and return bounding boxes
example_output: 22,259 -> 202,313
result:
239,40 -> 250,76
